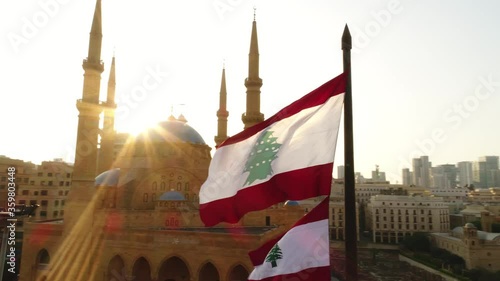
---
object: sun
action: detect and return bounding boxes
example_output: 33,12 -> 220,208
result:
112,112 -> 161,137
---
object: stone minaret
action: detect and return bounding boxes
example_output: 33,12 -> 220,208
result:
215,66 -> 229,146
242,12 -> 264,129
98,56 -> 116,174
54,2 -> 106,280
64,0 -> 103,239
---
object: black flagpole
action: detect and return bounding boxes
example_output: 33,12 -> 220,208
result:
342,24 -> 358,281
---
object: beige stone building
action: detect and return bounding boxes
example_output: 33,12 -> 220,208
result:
430,223 -> 500,271
296,194 -> 361,241
425,188 -> 468,214
366,194 -> 450,243
331,180 -> 427,205
18,1 -> 309,281
0,156 -> 36,209
467,188 -> 500,203
329,200 -> 359,241
1,156 -> 73,220
16,160 -> 73,220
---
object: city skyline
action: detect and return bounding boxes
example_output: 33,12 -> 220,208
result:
1,0 -> 499,183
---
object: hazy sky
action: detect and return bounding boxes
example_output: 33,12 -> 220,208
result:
1,0 -> 499,183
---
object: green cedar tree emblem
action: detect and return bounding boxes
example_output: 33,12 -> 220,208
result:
265,244 -> 283,268
243,130 -> 282,186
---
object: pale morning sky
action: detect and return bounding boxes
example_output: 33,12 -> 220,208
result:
1,0 -> 499,183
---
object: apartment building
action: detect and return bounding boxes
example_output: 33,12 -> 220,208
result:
366,194 -> 450,243
16,160 -> 73,220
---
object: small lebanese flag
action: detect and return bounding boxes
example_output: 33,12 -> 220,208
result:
199,73 -> 345,226
248,197 -> 330,281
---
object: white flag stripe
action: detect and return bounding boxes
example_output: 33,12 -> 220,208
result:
248,219 -> 330,280
200,94 -> 343,204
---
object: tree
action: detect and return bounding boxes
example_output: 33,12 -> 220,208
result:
265,244 -> 283,268
401,232 -> 430,252
471,220 -> 483,231
491,223 -> 500,233
244,130 -> 282,186
464,268 -> 482,281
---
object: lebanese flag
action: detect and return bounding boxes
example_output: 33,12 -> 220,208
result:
248,197 -> 330,281
199,73 -> 345,226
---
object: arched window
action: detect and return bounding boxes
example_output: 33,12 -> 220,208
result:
152,182 -> 157,190
37,249 -> 50,270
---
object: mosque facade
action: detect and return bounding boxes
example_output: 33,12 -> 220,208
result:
19,1 -> 304,281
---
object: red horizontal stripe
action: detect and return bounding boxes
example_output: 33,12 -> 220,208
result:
199,163 -> 333,227
218,73 -> 346,148
248,266 -> 330,281
248,197 -> 329,266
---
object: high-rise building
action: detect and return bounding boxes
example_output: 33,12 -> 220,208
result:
431,164 -> 457,189
457,161 -> 473,187
337,165 -> 345,179
402,168 -> 412,186
371,165 -> 386,182
473,156 -> 499,188
412,156 -> 432,187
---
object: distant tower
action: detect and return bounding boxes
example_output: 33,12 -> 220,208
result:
337,165 -> 345,179
215,66 -> 229,146
412,156 -> 431,187
402,168 -> 412,186
242,11 -> 264,129
65,0 -> 103,233
98,56 -> 116,174
457,161 -> 473,187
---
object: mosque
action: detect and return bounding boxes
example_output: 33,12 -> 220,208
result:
19,1 -> 305,281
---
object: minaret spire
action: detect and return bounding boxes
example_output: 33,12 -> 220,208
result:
215,65 -> 229,147
98,56 -> 116,174
88,0 -> 102,64
242,11 -> 264,129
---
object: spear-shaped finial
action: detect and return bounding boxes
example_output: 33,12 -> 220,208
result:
342,24 -> 352,50
253,6 -> 256,21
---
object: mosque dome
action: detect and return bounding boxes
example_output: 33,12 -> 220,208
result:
464,222 -> 477,229
137,119 -> 205,145
159,190 -> 186,201
94,168 -> 120,187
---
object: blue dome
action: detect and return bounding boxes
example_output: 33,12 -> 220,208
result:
284,200 -> 300,206
159,191 -> 186,201
137,120 -> 205,144
95,168 -> 120,187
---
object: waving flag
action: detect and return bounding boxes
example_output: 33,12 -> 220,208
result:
199,73 -> 345,226
248,197 -> 330,281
